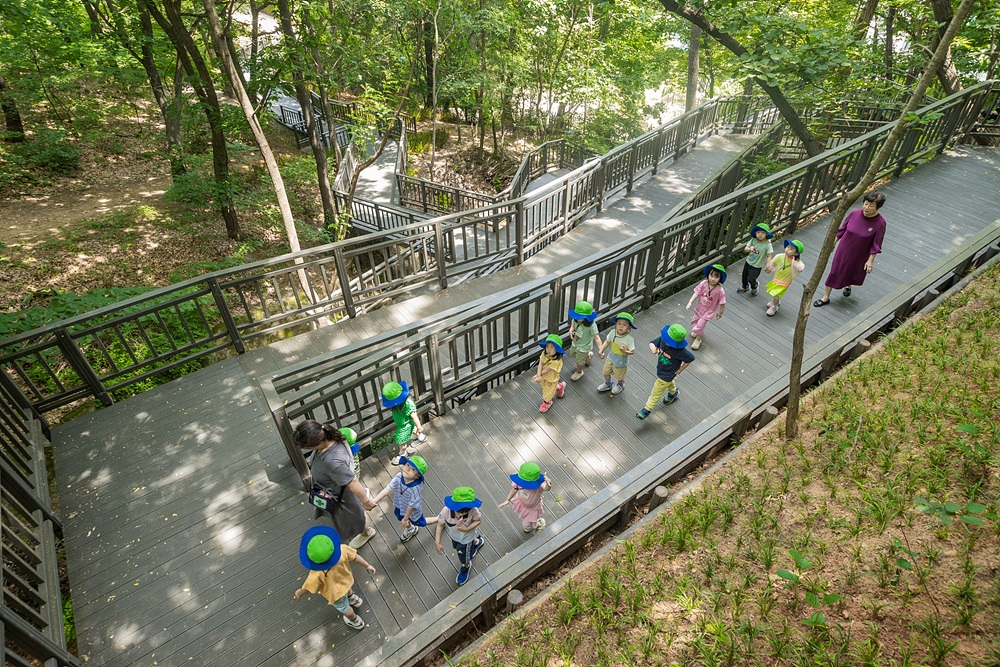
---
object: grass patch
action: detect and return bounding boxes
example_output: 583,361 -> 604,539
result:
457,261 -> 1000,666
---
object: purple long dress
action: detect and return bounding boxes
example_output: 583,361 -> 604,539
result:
825,209 -> 886,290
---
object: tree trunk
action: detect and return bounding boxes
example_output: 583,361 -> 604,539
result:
784,0 -> 975,440
276,0 -> 337,228
430,2 -> 440,177
148,0 -> 241,240
928,0 -> 963,95
0,74 -> 25,142
137,0 -> 185,175
656,0 -> 825,158
854,0 -> 879,42
202,0 -> 307,284
685,25 -> 701,112
884,6 -> 894,77
423,19 -> 434,108
81,0 -> 103,37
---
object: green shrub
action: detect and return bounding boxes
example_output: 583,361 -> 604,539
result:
21,130 -> 80,174
408,130 -> 448,155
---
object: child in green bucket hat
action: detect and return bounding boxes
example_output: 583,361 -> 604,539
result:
371,455 -> 437,543
596,312 -> 637,395
381,381 -> 427,465
685,264 -> 727,350
567,301 -> 602,382
738,223 -> 774,297
764,239 -> 806,317
294,526 -> 377,630
435,487 -> 485,585
499,462 -> 552,534
637,324 -> 696,420
532,334 -> 566,413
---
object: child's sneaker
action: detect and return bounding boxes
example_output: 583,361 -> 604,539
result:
611,382 -> 624,396
736,286 -> 748,294
522,524 -> 534,533
636,408 -> 650,420
539,400 -> 553,413
586,351 -> 593,366
344,614 -> 365,630
534,518 -> 546,533
400,525 -> 420,542
766,303 -> 778,316
348,593 -> 363,608
690,337 -> 702,351
457,564 -> 472,585
570,370 -> 584,381
597,381 -> 613,392
469,536 -> 484,559
415,432 -> 427,443
751,287 -> 759,296
663,390 -> 679,405
556,381 -> 566,399
390,455 -> 403,466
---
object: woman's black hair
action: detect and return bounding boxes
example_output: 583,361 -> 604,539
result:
863,191 -> 886,209
292,419 -> 346,449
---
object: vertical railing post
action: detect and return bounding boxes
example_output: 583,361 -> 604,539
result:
274,405 -> 312,491
421,180 -> 429,213
562,179 -> 572,236
641,231 -> 667,309
54,329 -> 112,407
426,334 -> 447,416
596,160 -> 606,212
333,246 -> 357,318
674,116 -> 687,160
722,194 -> 749,265
651,129 -> 664,176
208,278 -> 246,354
434,221 -> 448,290
786,164 -> 817,236
935,100 -> 965,156
893,126 -> 922,177
547,276 -> 563,335
626,142 -> 638,193
515,200 -> 526,264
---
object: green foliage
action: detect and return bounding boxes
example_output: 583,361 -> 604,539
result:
63,597 -> 76,647
407,130 -> 449,154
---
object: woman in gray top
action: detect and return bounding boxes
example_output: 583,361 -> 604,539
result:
294,420 -> 377,548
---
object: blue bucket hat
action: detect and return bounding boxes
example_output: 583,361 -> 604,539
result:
444,486 -> 483,510
750,223 -> 774,239
539,333 -> 565,355
660,324 -> 689,349
704,264 -> 727,284
568,300 -> 597,323
381,381 -> 410,409
510,462 -> 546,489
299,526 -> 342,570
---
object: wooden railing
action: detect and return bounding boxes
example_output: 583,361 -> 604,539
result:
0,83 -> 992,416
0,374 -> 79,665
258,81 -> 994,491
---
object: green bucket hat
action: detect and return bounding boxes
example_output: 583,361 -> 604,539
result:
381,381 -> 410,408
704,263 -> 727,284
784,239 -> 804,256
661,324 -> 689,349
339,427 -> 360,455
538,333 -> 565,355
299,526 -> 342,570
398,455 -> 427,477
568,300 -> 597,323
510,461 -> 546,489
608,312 -> 637,330
750,222 -> 774,239
444,486 -> 483,510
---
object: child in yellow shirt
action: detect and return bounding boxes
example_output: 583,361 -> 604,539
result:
294,526 -> 377,630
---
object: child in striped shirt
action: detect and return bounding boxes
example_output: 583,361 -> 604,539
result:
371,455 -> 436,542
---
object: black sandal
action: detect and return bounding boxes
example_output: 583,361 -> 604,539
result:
843,287 -> 852,297
813,299 -> 830,307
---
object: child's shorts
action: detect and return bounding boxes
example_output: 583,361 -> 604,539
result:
568,347 -> 590,365
602,359 -> 628,382
394,508 -> 428,526
331,593 -> 352,613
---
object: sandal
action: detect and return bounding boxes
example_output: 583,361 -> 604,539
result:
813,298 -> 830,307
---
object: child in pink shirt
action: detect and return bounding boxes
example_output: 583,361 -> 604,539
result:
685,264 -> 727,350
498,462 -> 551,533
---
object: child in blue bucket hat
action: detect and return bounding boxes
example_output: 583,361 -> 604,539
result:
685,264 -> 727,351
567,301 -> 601,382
637,324 -> 696,420
737,223 -> 774,297
294,526 -> 377,630
532,334 -> 566,413
371,455 -> 437,543
499,462 -> 553,534
381,381 -> 427,466
597,312 -> 636,395
435,487 -> 485,585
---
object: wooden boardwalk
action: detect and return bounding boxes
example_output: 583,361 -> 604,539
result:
52,144 -> 1000,666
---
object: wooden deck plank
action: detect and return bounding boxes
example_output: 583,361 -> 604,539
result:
52,144 -> 1000,667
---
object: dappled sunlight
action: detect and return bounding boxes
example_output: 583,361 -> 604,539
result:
106,621 -> 146,652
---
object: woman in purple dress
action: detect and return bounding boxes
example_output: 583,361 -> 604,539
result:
813,191 -> 886,307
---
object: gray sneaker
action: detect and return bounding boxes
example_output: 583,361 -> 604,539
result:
610,382 -> 624,395
400,525 -> 420,542
597,381 -> 613,392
